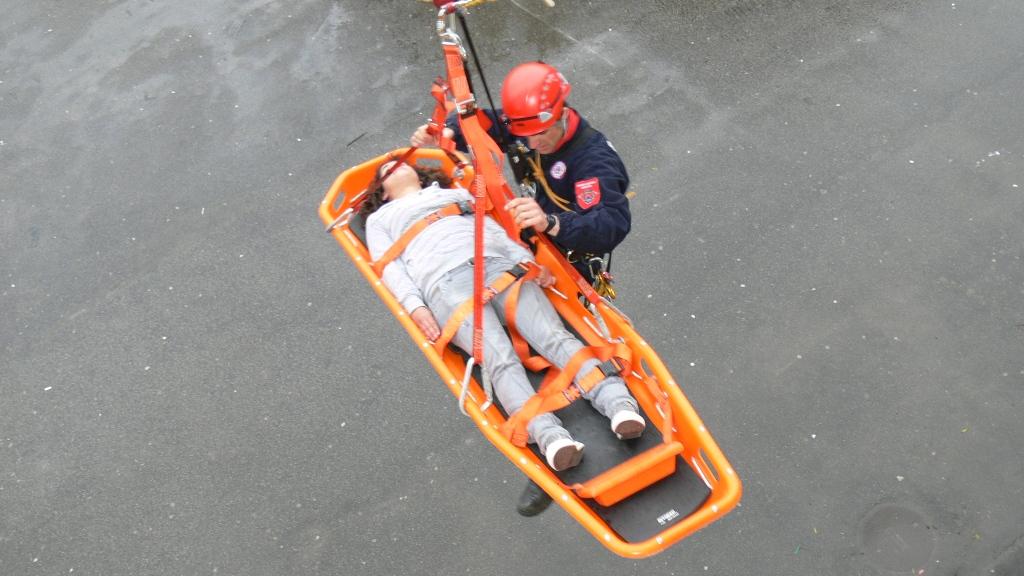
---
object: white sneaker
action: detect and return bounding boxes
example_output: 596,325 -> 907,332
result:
545,438 -> 585,471
610,410 -> 646,440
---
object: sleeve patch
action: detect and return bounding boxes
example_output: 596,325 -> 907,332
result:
574,177 -> 601,209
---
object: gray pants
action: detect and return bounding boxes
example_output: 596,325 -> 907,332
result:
425,257 -> 638,453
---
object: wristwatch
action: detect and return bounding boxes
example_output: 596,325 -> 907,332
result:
543,213 -> 558,233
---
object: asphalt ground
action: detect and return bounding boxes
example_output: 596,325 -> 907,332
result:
2,1 -> 1022,575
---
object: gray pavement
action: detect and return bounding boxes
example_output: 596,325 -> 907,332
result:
2,0 -> 1022,574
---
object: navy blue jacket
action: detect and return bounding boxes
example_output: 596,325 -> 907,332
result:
448,109 -> 631,256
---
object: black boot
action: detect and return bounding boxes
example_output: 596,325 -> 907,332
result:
516,479 -> 553,517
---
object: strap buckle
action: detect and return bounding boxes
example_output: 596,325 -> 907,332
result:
561,381 -> 585,403
507,263 -> 530,280
455,96 -> 477,116
596,358 -> 623,378
456,199 -> 474,214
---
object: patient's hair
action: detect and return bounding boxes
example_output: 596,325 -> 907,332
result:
359,162 -> 454,217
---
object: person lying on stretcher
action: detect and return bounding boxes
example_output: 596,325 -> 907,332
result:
361,159 -> 645,471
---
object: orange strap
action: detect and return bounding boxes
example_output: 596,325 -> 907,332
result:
442,42 -> 512,231
500,342 -> 633,447
503,278 -> 552,372
371,201 -> 474,276
471,175 -> 487,364
428,78 -> 492,158
434,262 -> 538,353
640,373 -> 675,444
428,78 -> 470,173
428,79 -> 456,153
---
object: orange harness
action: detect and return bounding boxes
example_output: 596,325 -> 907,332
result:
370,205 -> 634,445
369,202 -> 540,364
434,260 -> 636,448
370,200 -> 475,276
500,342 -> 633,447
432,261 -> 537,354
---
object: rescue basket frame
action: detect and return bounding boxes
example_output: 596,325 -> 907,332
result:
318,147 -> 741,557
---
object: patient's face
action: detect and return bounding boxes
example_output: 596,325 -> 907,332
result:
378,160 -> 418,199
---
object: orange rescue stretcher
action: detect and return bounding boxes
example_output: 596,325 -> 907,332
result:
319,149 -> 740,557
317,0 -> 740,558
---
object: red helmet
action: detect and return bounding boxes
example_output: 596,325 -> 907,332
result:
500,62 -> 572,136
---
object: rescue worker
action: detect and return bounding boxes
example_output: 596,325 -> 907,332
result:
411,61 -> 631,291
410,61 -> 633,516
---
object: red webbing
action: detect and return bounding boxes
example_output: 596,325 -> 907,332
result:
472,174 -> 486,363
441,42 -> 507,367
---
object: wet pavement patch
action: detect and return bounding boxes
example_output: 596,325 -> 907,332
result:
859,503 -> 936,574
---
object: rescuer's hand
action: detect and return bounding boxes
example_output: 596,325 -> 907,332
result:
410,124 -> 454,148
505,197 -> 549,233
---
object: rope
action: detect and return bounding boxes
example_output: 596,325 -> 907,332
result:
457,12 -> 499,115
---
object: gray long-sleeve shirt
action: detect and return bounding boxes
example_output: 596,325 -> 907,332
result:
365,184 -> 534,313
